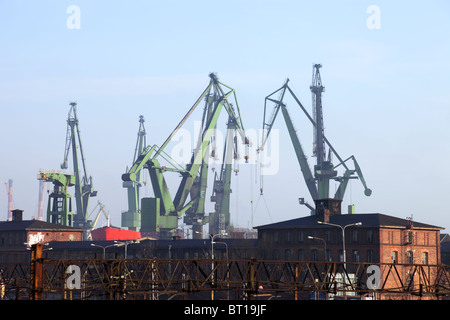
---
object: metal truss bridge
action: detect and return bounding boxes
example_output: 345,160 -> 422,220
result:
1,246 -> 449,300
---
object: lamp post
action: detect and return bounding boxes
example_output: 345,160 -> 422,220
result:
195,231 -> 227,300
308,235 -> 327,261
114,240 -> 140,259
317,221 -> 362,268
194,231 -> 227,260
317,221 -> 362,299
91,243 -> 118,259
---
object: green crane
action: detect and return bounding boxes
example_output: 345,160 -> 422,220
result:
60,102 -> 97,230
122,115 -> 147,231
258,65 -> 371,213
122,73 -> 248,239
38,171 -> 75,226
208,115 -> 246,236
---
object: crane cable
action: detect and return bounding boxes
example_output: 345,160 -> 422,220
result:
253,148 -> 273,224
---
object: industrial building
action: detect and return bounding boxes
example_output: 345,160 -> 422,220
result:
0,209 -> 84,262
0,202 -> 444,268
255,199 -> 443,266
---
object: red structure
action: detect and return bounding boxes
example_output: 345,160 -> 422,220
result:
90,226 -> 141,241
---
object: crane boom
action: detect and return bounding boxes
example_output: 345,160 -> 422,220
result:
259,65 -> 371,213
122,73 -> 249,238
122,115 -> 147,231
61,102 -> 97,231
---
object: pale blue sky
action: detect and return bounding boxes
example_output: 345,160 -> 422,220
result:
1,1 -> 449,233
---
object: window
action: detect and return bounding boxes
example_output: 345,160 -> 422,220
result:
367,250 -> 374,262
326,249 -> 332,262
298,249 -> 304,261
392,251 -> 398,264
274,231 -> 280,243
367,230 -> 374,243
273,249 -> 280,260
352,230 -> 359,243
311,249 -> 319,261
297,231 -> 304,243
352,250 -> 360,262
284,231 -> 291,243
325,231 -> 331,242
422,252 -> 429,265
285,249 -> 292,260
339,249 -> 344,262
406,251 -> 414,264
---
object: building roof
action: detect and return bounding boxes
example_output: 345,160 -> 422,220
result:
0,219 -> 84,232
255,213 -> 444,231
48,237 -> 258,250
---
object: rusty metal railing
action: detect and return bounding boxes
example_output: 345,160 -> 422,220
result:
1,245 -> 449,300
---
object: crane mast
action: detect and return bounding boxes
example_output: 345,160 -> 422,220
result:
122,115 -> 147,231
208,115 -> 240,236
311,64 -> 326,163
38,170 -> 75,226
61,102 -> 97,231
310,64 -> 337,199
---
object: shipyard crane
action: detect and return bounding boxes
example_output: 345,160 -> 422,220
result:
122,73 -> 249,239
258,65 -> 371,213
61,102 -> 97,230
208,115 -> 243,236
37,170 -> 75,226
122,115 -> 147,231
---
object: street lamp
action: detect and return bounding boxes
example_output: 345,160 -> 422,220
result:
115,240 -> 141,259
91,243 -> 118,259
195,231 -> 228,300
194,231 -> 228,260
308,235 -> 327,261
317,221 -> 362,267
317,221 -> 362,299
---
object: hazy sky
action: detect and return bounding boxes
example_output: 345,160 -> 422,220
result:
1,1 -> 449,234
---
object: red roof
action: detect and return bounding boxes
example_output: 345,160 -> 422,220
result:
90,226 -> 141,241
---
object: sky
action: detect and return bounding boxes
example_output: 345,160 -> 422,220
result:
1,0 -> 450,235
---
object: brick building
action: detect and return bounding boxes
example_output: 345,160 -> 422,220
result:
0,209 -> 84,262
255,199 -> 443,265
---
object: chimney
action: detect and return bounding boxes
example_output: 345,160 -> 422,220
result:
11,209 -> 23,221
323,209 -> 331,223
314,199 -> 342,223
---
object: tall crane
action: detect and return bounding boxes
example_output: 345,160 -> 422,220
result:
122,115 -> 147,231
258,65 -> 371,213
38,170 -> 75,226
208,115 -> 244,236
61,102 -> 97,230
122,73 -> 249,239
